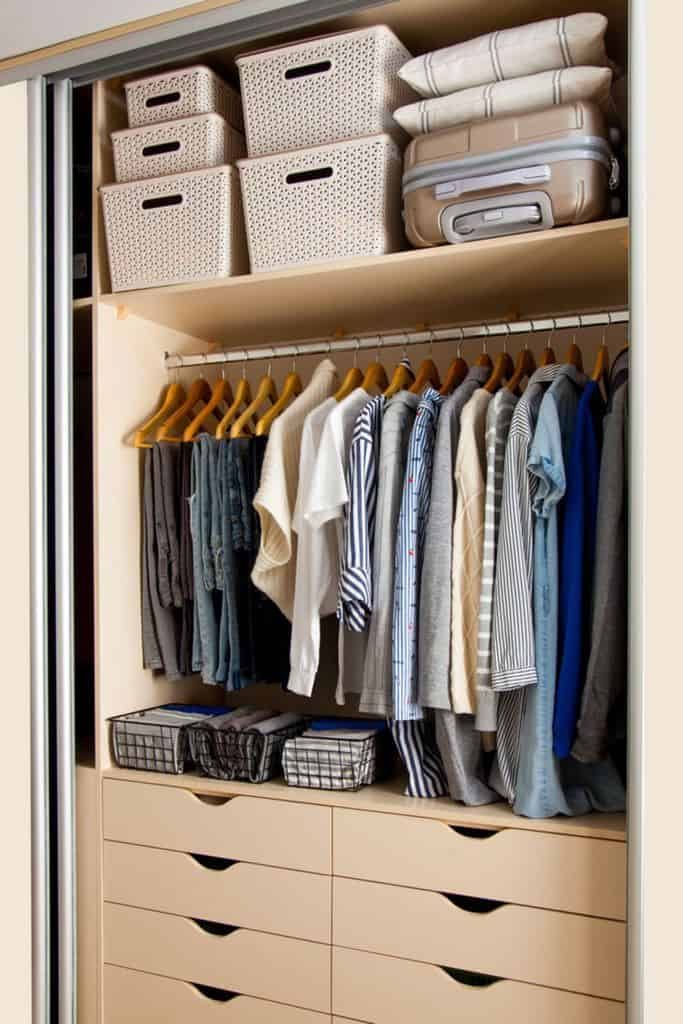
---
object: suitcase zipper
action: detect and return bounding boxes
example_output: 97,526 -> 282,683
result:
403,135 -> 616,196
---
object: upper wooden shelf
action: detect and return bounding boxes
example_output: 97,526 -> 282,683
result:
103,767 -> 627,842
99,218 -> 628,349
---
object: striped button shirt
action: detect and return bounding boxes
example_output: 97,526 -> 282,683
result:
491,363 -> 572,693
338,395 -> 385,632
392,386 -> 443,721
475,388 -> 518,731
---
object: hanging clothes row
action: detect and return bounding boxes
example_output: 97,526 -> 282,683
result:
137,330 -> 628,820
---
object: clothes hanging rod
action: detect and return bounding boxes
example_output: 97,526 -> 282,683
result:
164,308 -> 629,370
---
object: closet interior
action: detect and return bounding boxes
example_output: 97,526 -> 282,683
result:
72,0 -> 631,1021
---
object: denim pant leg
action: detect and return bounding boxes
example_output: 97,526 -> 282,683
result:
514,515 -> 577,818
190,443 -> 219,684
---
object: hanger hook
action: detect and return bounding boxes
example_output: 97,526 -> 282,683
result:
326,339 -> 332,356
503,323 -> 511,354
402,332 -> 409,362
291,345 -> 299,373
482,323 -> 490,355
353,337 -> 360,368
527,320 -> 536,350
547,319 -> 556,350
428,329 -> 435,358
221,357 -> 226,382
456,326 -> 464,358
200,351 -> 208,378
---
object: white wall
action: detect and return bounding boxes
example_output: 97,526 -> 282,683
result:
0,0 -> 202,59
0,79 -> 31,1024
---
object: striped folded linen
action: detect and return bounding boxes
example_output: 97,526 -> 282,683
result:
393,66 -> 613,136
398,14 -> 610,98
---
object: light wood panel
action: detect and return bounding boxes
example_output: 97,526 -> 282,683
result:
333,808 -> 626,919
103,779 -> 332,873
104,965 -> 329,1024
104,842 -> 331,942
99,219 -> 628,347
333,877 -> 626,1001
104,904 -> 331,1012
102,769 -> 627,842
77,766 -> 100,1024
332,947 -> 625,1024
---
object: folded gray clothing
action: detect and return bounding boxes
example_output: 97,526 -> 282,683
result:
246,712 -> 306,736
205,707 -> 260,730
222,709 -> 275,731
120,709 -> 209,727
298,728 -> 378,742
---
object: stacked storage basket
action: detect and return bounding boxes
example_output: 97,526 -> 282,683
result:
236,27 -> 418,272
101,65 -> 248,291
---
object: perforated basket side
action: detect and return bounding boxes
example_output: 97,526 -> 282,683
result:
238,134 -> 405,273
125,65 -> 243,132
101,164 -> 248,292
237,26 -> 415,157
112,114 -> 245,183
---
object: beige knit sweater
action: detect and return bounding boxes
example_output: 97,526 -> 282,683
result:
251,359 -> 338,620
450,388 -> 492,714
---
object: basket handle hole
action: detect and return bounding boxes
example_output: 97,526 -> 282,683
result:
142,141 -> 181,158
189,853 -> 235,872
142,194 -> 183,211
285,59 -> 332,80
146,90 -> 181,108
192,984 -> 237,1003
286,167 -> 333,186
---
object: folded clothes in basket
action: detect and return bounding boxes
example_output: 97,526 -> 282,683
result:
189,709 -> 308,783
282,729 -> 381,790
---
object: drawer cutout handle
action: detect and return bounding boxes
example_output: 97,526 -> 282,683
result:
142,194 -> 183,211
192,984 -> 237,1003
285,60 -> 332,80
449,825 -> 499,840
191,793 -> 232,806
142,141 -> 181,158
146,91 -> 181,109
192,918 -> 236,937
442,967 -> 503,989
286,167 -> 333,185
190,853 -> 235,872
445,894 -> 505,915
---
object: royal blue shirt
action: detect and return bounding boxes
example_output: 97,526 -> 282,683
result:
554,380 -> 605,758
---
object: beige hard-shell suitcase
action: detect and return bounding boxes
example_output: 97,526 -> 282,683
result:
402,102 -> 619,246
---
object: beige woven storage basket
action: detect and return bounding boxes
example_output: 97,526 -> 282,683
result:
236,26 -> 415,157
124,65 -> 243,131
112,113 -> 246,183
237,133 -> 404,273
101,165 -> 247,292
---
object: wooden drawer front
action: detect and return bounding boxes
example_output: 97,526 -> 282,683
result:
104,903 -> 330,1013
333,877 -> 625,1001
104,841 -> 331,943
104,965 -> 330,1024
333,947 -> 625,1024
103,779 -> 331,874
333,808 -> 626,919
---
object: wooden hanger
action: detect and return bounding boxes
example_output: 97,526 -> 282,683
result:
440,348 -> 468,395
183,369 -> 234,442
384,348 -> 415,398
335,339 -> 364,401
506,343 -> 536,394
565,333 -> 584,371
156,376 -> 213,443
362,339 -> 389,394
410,358 -> 441,393
540,326 -> 556,366
215,359 -> 253,439
592,327 -> 610,384
484,350 -> 515,393
133,380 -> 185,448
256,369 -> 302,436
231,367 -> 278,439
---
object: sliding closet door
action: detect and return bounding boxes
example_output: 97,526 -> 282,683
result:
631,2 -> 683,1024
0,79 -> 33,1024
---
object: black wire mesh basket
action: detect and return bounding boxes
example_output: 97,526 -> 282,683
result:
282,730 -> 390,792
110,705 -> 216,774
188,717 -> 309,783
